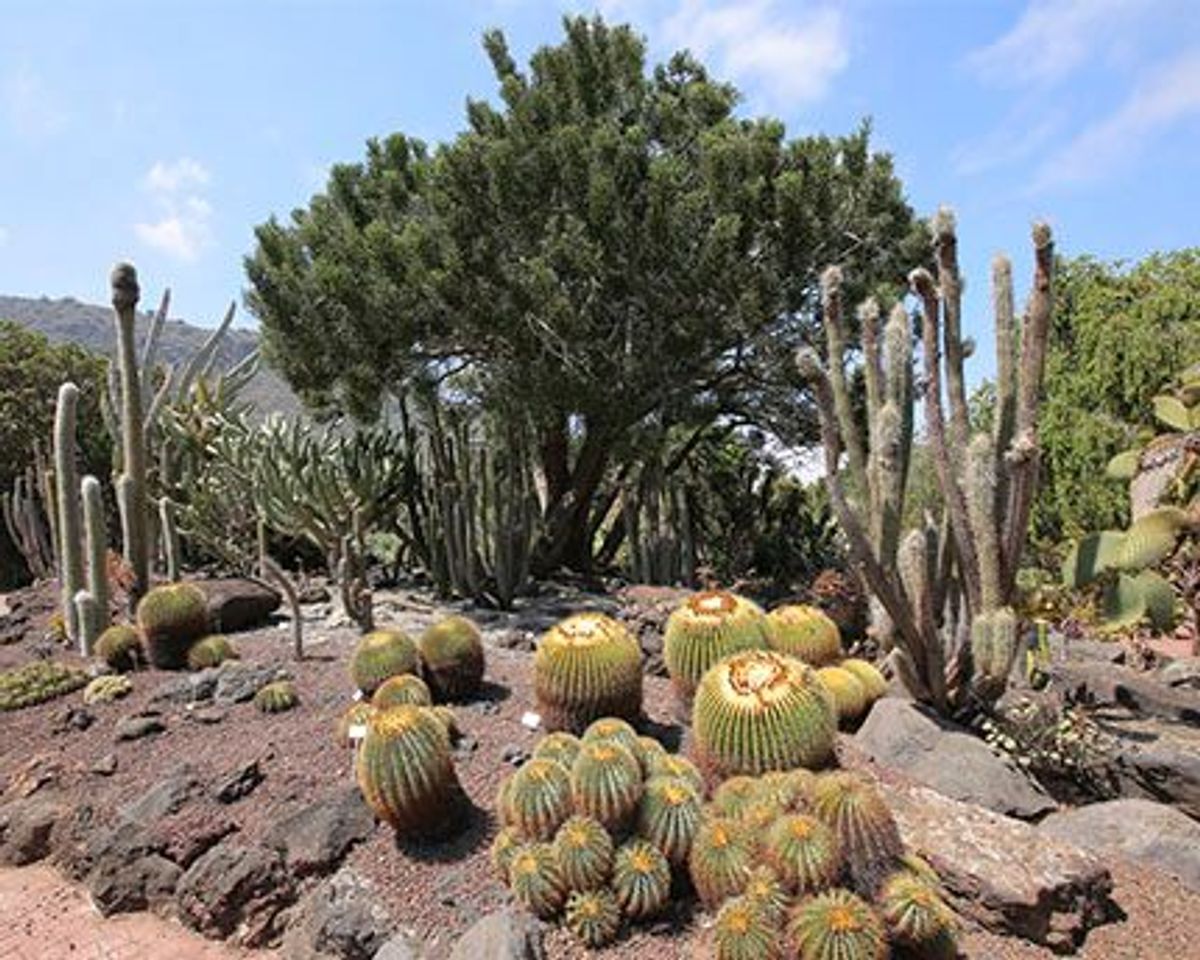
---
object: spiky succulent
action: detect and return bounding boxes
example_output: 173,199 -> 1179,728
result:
255,679 -> 298,713
564,887 -> 622,948
553,815 -> 615,892
743,865 -> 791,926
765,814 -> 843,895
534,731 -> 583,769
0,660 -> 89,711
569,739 -> 643,833
740,795 -> 783,833
583,716 -> 642,755
490,825 -> 523,882
786,889 -> 888,960
692,650 -> 837,778
765,605 -> 842,667
355,704 -> 464,836
504,757 -> 574,841
759,769 -> 815,812
82,673 -> 132,704
815,666 -> 868,725
186,634 -> 238,671
689,815 -> 756,908
335,702 -> 375,747
663,591 -> 768,701
713,895 -> 785,960
811,773 -> 903,892
349,629 -> 420,696
611,838 -> 671,920
430,704 -> 459,739
878,871 -> 958,955
839,659 -> 888,702
711,775 -> 762,818
647,753 -> 705,794
418,615 -> 485,701
508,842 -> 568,918
136,582 -> 209,669
95,624 -> 142,671
534,612 -> 643,733
371,673 -> 433,710
637,735 -> 668,766
637,775 -> 702,866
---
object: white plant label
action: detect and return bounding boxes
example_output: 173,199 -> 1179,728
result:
520,711 -> 542,730
348,724 -> 368,741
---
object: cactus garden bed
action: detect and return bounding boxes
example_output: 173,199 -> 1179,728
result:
1,579 -> 1199,959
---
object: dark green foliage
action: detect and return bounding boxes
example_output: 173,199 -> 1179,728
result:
611,838 -> 671,920
371,673 -> 433,709
95,624 -> 143,672
787,888 -> 888,960
186,634 -> 238,671
504,758 -> 574,841
689,815 -> 756,908
350,629 -> 419,695
713,894 -> 785,960
136,582 -> 210,669
418,615 -> 485,701
564,888 -> 621,948
255,680 -> 298,713
637,775 -> 703,866
569,739 -> 643,833
0,660 -> 88,710
534,613 -> 643,733
508,842 -> 568,919
553,815 -> 615,892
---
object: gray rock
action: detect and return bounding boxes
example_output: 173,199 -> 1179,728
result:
197,577 -> 281,633
1040,799 -> 1200,891
0,796 -> 68,865
189,705 -> 229,724
855,698 -> 1056,818
91,753 -> 118,776
1050,659 -> 1200,724
448,909 -> 545,960
53,706 -> 95,732
888,780 -> 1115,951
1160,657 -> 1200,689
1101,711 -> 1200,820
214,661 -> 284,704
119,766 -> 202,821
373,932 -> 426,960
176,842 -> 293,946
280,868 -> 394,960
213,759 -> 265,804
114,714 -> 166,741
150,668 -> 220,705
501,744 -> 529,767
264,787 -> 375,878
81,820 -> 180,916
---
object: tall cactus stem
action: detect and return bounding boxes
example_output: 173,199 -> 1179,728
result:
54,382 -> 83,643
81,475 -> 108,652
159,496 -> 181,582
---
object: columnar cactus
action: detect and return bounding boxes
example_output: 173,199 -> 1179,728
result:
136,582 -> 210,669
79,475 -> 109,653
765,605 -> 842,666
534,612 -> 643,732
418,615 -> 485,701
54,383 -> 83,644
663,591 -> 768,701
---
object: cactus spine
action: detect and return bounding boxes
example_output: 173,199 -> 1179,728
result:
54,383 -> 83,644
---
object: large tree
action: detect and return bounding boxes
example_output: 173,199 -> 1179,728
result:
246,15 -> 923,574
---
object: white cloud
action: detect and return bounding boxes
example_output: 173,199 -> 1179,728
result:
951,111 -> 1063,176
134,157 -> 214,261
1035,50 -> 1200,188
2,64 -> 69,139
663,1 -> 847,106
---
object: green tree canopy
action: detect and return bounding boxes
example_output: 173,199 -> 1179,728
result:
246,15 -> 924,573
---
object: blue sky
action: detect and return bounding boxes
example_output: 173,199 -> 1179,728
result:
2,0 -> 1198,384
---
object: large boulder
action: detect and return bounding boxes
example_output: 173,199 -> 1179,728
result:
1040,799 -> 1200,892
263,787 -> 375,878
196,578 -> 281,633
888,781 -> 1115,951
448,909 -> 545,960
1050,659 -> 1200,724
80,820 -> 181,916
1102,710 -> 1200,820
280,868 -> 395,960
855,697 -> 1055,818
0,796 -> 68,865
175,842 -> 293,946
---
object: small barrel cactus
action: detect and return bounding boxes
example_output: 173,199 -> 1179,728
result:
663,590 -> 768,701
430,704 -> 459,739
350,629 -> 420,695
878,871 -> 958,956
815,666 -> 868,725
692,649 -> 837,779
811,773 -> 903,892
335,702 -> 375,747
371,673 -> 433,710
611,838 -> 671,920
689,815 -> 756,908
0,660 -> 89,710
187,634 -> 238,671
418,615 -> 485,701
647,753 -> 705,794
743,865 -> 791,926
582,716 -> 641,754
740,795 -> 783,833
637,735 -> 668,766
759,769 -> 815,813
840,658 -> 888,702
564,887 -> 621,948
569,739 -> 643,833
552,814 -> 615,892
786,888 -> 888,960
713,894 -> 785,960
83,673 -> 133,704
764,814 -> 843,895
508,842 -> 568,918
356,704 -> 464,836
490,825 -> 523,882
255,679 -> 298,713
637,775 -> 703,866
765,605 -> 842,666
136,582 -> 210,669
534,612 -> 643,733
711,775 -> 763,818
533,731 -> 582,769
503,757 -> 574,841
95,624 -> 142,672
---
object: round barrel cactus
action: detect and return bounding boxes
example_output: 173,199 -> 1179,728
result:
532,731 -> 582,770
811,773 -> 903,892
692,650 -> 837,779
840,659 -> 888,702
583,716 -> 641,753
136,582 -> 209,669
371,673 -> 433,710
611,838 -> 671,920
507,842 -> 568,918
95,624 -> 142,672
255,679 -> 298,713
564,888 -> 621,948
637,775 -> 703,866
743,865 -> 790,926
355,704 -> 464,836
740,795 -> 783,833
815,666 -> 868,725
759,769 -> 815,813
186,634 -> 238,671
350,629 -> 419,696
689,815 -> 756,909
334,702 -> 375,747
418,615 -> 485,701
553,815 -> 614,892
765,814 -> 843,895
786,888 -> 888,960
713,895 -> 785,960
569,739 -> 643,833
765,605 -> 842,666
490,825 -> 523,882
647,753 -> 705,795
663,591 -> 768,701
534,612 -> 643,733
504,757 -> 574,841
878,870 -> 957,955
711,775 -> 763,818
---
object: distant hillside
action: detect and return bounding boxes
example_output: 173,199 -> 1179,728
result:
0,294 -> 301,417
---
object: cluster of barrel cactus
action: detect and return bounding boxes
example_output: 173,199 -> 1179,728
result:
663,591 -> 769,703
0,660 -> 89,711
491,718 -> 705,949
349,616 -> 487,703
135,582 -> 211,669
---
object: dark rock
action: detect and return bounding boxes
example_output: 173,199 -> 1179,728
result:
373,932 -> 426,960
161,809 -> 240,868
213,759 -> 265,804
176,842 -> 293,946
1050,660 -> 1200,724
53,706 -> 95,732
214,661 -> 284,704
448,908 -> 545,960
150,668 -> 219,705
889,780 -> 1115,951
1101,710 -> 1200,820
263,787 -> 374,878
91,753 -> 118,777
0,796 -> 68,865
1040,799 -> 1200,892
82,820 -> 179,916
472,700 -> 500,716
197,577 -> 281,633
119,766 -> 202,821
453,735 -> 479,760
501,744 -> 529,767
114,714 -> 166,741
280,868 -> 395,960
496,629 -> 536,652
855,698 -> 1056,818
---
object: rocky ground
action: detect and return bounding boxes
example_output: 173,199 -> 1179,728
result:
1,577 -> 1199,959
